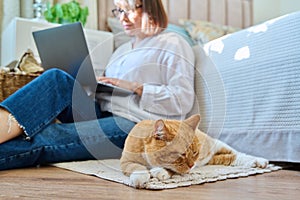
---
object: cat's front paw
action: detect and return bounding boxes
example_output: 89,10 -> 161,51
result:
233,153 -> 269,168
252,157 -> 269,168
150,167 -> 171,181
129,170 -> 150,189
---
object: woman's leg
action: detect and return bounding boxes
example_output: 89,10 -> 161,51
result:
0,115 -> 136,170
0,68 -> 100,143
0,109 -> 23,143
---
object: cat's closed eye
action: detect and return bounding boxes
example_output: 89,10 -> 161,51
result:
193,151 -> 199,157
174,154 -> 186,163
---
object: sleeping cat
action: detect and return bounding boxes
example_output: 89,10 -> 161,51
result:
120,114 -> 268,188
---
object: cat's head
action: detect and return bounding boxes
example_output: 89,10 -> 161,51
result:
144,114 -> 201,174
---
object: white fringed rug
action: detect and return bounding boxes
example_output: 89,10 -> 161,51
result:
52,159 -> 281,190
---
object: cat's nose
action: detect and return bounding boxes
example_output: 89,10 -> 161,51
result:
188,162 -> 195,168
190,163 -> 197,170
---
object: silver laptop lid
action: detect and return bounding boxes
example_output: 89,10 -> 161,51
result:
32,22 -> 97,91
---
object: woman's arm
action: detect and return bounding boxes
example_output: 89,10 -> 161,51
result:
138,37 -> 195,116
97,77 -> 143,96
139,57 -> 195,116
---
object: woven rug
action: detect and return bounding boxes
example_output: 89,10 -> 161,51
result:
52,159 -> 281,190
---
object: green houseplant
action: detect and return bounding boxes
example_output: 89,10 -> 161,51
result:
44,0 -> 89,26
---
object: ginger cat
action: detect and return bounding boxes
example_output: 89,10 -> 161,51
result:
120,114 -> 268,188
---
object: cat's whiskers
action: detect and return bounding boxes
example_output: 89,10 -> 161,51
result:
166,141 -> 172,146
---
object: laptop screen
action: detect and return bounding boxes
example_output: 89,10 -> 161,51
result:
32,22 -> 97,91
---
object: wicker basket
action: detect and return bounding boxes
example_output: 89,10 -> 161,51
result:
0,49 -> 43,102
0,72 -> 40,102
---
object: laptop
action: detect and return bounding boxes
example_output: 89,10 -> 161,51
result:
32,22 -> 132,96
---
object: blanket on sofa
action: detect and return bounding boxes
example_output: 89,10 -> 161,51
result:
192,11 -> 300,163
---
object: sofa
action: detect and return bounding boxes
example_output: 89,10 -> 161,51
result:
190,12 -> 300,163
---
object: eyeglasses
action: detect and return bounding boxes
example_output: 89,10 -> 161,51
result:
111,4 -> 142,19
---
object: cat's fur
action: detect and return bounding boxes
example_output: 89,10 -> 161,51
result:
120,114 -> 268,188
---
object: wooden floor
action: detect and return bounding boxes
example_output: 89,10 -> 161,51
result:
0,164 -> 299,200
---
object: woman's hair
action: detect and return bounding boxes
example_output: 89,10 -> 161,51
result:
114,0 -> 168,35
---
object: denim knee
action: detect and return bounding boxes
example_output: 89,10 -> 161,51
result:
43,68 -> 74,85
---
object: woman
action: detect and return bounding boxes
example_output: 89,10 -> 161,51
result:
0,0 -> 195,170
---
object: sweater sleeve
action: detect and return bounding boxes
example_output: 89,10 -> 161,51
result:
139,35 -> 195,117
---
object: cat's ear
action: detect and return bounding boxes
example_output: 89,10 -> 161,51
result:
184,114 -> 200,131
152,119 -> 166,140
155,119 -> 165,131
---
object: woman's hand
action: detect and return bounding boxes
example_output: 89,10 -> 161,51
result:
97,77 -> 143,96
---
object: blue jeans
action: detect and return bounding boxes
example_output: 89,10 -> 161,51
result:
0,69 -> 136,170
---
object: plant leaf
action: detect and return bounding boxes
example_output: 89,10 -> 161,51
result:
43,0 -> 89,26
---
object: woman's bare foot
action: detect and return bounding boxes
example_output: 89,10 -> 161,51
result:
0,109 -> 23,144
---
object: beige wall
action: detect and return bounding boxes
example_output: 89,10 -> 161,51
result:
0,0 -> 21,65
253,0 -> 280,24
280,0 -> 300,15
253,0 -> 300,24
0,0 -> 34,65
